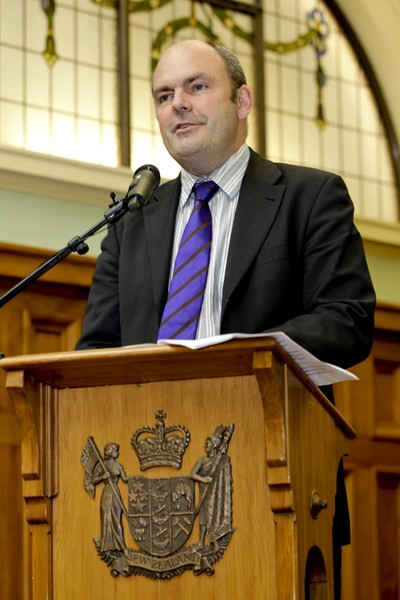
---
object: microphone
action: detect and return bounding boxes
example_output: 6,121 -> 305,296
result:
126,164 -> 161,211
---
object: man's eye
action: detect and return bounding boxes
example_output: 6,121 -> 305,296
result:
159,93 -> 172,104
193,83 -> 206,91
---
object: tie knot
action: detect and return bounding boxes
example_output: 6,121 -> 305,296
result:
193,180 -> 219,203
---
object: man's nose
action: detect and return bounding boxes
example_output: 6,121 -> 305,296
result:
172,90 -> 191,113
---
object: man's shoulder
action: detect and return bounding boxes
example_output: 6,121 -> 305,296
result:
247,148 -> 342,185
275,161 -> 339,182
156,174 -> 181,194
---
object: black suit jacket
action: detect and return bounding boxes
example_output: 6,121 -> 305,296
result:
77,149 -> 375,369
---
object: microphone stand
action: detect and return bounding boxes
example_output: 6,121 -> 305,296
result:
0,187 -> 144,314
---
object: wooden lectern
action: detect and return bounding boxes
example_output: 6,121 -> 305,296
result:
1,338 -> 355,599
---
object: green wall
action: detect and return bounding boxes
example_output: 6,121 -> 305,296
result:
0,187 -> 399,306
0,188 -> 104,257
366,254 -> 400,305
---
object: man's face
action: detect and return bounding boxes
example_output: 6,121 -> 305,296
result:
152,40 -> 252,176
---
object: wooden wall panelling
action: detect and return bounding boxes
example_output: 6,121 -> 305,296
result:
335,303 -> 400,600
1,242 -> 400,600
376,469 -> 400,599
342,467 -> 380,599
0,242 -> 95,600
373,334 -> 400,439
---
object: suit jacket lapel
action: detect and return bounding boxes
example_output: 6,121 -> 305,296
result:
222,152 -> 286,315
139,152 -> 286,327
143,177 -> 181,317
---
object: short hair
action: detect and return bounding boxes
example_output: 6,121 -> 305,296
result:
207,43 -> 247,101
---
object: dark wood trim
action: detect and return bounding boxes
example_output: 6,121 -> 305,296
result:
117,0 -> 131,167
0,242 -> 96,289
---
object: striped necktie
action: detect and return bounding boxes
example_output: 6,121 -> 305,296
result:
158,180 -> 219,339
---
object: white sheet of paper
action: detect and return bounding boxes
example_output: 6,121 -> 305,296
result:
157,331 -> 358,387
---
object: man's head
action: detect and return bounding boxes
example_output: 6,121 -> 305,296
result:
152,39 -> 253,177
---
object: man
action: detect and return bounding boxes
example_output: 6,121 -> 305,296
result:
77,39 -> 375,369
76,40 -> 375,598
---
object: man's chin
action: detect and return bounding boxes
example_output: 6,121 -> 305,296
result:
169,142 -> 202,164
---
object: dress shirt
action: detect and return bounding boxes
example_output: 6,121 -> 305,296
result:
169,144 -> 250,338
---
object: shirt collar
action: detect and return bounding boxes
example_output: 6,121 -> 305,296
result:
180,144 -> 250,207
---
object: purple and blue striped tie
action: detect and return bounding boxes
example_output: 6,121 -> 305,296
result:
158,180 -> 219,339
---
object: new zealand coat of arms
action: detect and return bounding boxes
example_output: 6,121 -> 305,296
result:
80,410 -> 235,579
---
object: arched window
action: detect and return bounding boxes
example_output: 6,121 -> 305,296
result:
0,0 -> 398,222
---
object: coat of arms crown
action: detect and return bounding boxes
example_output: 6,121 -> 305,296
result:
131,410 -> 191,470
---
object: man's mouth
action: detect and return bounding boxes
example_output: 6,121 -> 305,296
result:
174,122 -> 198,133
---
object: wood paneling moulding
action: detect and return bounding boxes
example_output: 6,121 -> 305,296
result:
6,368 -> 58,525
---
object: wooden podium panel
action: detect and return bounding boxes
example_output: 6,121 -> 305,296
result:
1,339 -> 355,600
55,376 -> 274,599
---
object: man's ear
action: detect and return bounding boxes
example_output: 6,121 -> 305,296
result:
237,84 -> 253,119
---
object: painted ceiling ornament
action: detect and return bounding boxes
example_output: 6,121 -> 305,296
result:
307,8 -> 330,127
41,0 -> 59,66
148,3 -> 330,125
80,412 -> 236,579
39,0 -> 330,127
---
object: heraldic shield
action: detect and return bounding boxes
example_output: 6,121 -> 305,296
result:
128,476 -> 195,556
